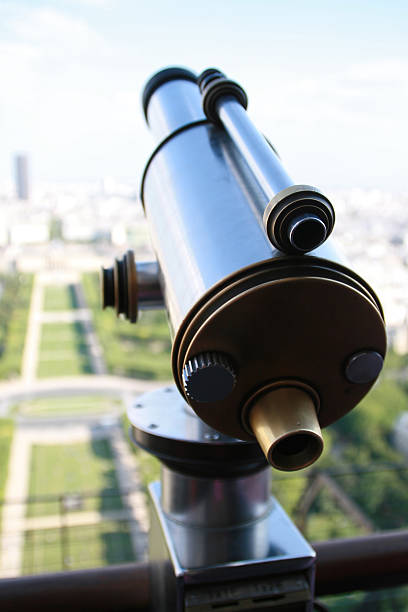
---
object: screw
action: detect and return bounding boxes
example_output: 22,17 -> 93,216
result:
204,433 -> 220,441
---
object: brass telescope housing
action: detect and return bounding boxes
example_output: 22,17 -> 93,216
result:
173,256 -> 385,468
104,66 -> 387,472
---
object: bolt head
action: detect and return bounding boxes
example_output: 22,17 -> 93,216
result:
345,351 -> 384,384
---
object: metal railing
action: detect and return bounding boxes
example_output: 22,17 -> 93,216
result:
0,487 -> 147,578
0,530 -> 408,610
0,478 -> 408,607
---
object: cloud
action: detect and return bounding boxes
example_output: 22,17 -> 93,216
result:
68,0 -> 113,5
0,5 -> 150,180
0,3 -> 406,187
5,6 -> 106,60
250,57 -> 408,129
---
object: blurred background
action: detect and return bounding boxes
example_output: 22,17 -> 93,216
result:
0,1 -> 407,610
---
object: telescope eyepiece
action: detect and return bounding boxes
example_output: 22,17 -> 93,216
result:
288,213 -> 327,252
263,185 -> 335,254
271,432 -> 323,472
248,386 -> 323,471
101,251 -> 163,323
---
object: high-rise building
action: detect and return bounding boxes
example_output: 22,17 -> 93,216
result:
15,154 -> 29,200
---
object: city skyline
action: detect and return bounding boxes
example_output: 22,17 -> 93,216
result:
0,1 -> 407,190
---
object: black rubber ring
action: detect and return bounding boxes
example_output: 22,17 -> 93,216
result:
142,67 -> 197,121
202,77 -> 248,123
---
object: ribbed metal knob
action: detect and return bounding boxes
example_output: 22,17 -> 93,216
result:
101,250 -> 138,323
183,352 -> 236,403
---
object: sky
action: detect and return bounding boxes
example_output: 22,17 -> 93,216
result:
0,0 -> 407,190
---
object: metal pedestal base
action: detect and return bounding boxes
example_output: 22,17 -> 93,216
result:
149,478 -> 315,611
128,387 -> 315,611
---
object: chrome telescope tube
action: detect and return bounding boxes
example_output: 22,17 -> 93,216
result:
198,68 -> 335,254
216,95 -> 293,199
102,66 -> 387,472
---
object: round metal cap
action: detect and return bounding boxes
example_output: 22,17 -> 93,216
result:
183,352 -> 236,403
288,213 -> 327,252
345,350 -> 384,384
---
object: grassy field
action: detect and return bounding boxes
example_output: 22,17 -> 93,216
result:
121,414 -> 160,490
23,520 -> 134,574
18,394 -> 122,417
37,322 -> 92,377
27,439 -> 122,517
0,274 -> 33,379
271,351 -> 408,543
43,285 -> 77,311
0,419 -> 14,527
82,273 -> 172,380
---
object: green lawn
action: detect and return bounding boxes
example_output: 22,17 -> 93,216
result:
0,419 -> 14,527
82,273 -> 172,380
271,366 -> 408,542
23,520 -> 135,574
18,395 -> 122,417
27,440 -> 122,517
37,322 -> 92,378
43,285 -> 77,311
122,414 -> 160,490
0,274 -> 33,379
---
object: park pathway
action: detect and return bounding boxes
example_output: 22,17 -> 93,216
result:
0,420 -> 149,577
0,272 -> 158,577
22,270 -> 106,379
0,423 -> 93,577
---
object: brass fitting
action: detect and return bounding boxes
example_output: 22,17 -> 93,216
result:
249,387 -> 323,471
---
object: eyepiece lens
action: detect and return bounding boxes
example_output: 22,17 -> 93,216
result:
277,433 -> 310,456
288,214 -> 327,252
271,432 -> 323,471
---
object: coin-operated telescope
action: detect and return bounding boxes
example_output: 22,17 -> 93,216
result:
102,67 -> 386,611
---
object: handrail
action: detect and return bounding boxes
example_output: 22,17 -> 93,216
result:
1,530 -> 408,608
0,562 -> 150,611
314,529 -> 408,596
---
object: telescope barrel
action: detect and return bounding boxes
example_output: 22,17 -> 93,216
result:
197,68 -> 335,254
216,97 -> 330,253
216,95 -> 293,200
107,66 -> 387,472
141,69 -> 275,333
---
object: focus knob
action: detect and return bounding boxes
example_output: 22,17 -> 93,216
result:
101,250 -> 138,323
183,352 -> 237,403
